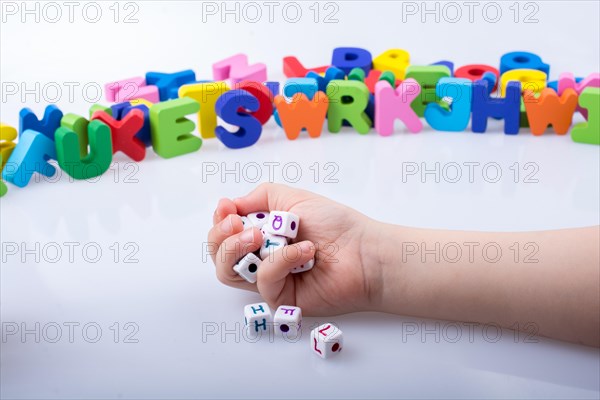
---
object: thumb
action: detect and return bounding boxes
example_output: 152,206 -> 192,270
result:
257,240 -> 315,308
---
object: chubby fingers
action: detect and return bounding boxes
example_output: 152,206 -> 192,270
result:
257,240 -> 315,308
213,198 -> 238,225
207,214 -> 245,264
214,227 -> 263,291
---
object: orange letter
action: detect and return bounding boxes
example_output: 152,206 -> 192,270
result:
274,92 -> 329,140
524,88 -> 578,135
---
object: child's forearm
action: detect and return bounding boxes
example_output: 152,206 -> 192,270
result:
374,225 -> 600,347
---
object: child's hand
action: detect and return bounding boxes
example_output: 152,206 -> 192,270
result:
207,183 -> 384,316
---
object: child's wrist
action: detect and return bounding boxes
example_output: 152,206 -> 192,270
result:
360,220 -> 408,312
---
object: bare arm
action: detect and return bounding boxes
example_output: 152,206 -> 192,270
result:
371,225 -> 600,347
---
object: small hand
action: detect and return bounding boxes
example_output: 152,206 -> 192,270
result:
207,183 -> 383,315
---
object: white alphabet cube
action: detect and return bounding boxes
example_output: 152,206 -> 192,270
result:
247,212 -> 269,229
310,323 -> 343,359
241,216 -> 252,230
244,302 -> 272,339
291,258 -> 314,274
274,305 -> 302,339
263,211 -> 299,239
233,253 -> 261,283
260,234 -> 288,260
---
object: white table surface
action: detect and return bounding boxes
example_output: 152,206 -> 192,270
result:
1,1 -> 599,399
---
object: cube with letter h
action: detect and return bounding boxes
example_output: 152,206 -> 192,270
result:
244,302 -> 272,339
311,323 -> 343,359
274,305 -> 302,339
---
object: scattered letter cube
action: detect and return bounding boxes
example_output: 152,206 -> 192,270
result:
292,258 -> 314,274
247,212 -> 269,229
263,211 -> 299,239
260,234 -> 288,260
244,302 -> 272,339
233,253 -> 261,283
274,305 -> 302,339
311,323 -> 343,359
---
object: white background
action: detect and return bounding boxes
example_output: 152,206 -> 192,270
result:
1,1 -> 599,399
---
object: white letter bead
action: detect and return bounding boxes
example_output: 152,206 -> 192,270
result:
259,234 -> 288,260
274,305 -> 302,339
233,253 -> 261,283
247,212 -> 269,229
241,216 -> 252,230
244,302 -> 273,339
310,323 -> 343,359
291,258 -> 314,274
263,211 -> 299,239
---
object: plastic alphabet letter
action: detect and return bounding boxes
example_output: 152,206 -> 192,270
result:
150,98 -> 202,158
2,130 -> 57,187
55,120 -> 113,180
375,79 -> 423,135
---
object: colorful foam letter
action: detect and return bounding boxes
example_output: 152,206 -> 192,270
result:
432,60 -> 454,76
424,78 -> 472,132
307,67 -> 345,92
150,98 -> 202,158
110,102 -> 131,120
60,114 -> 90,157
0,155 -> 6,197
455,64 -> 500,91
215,90 -> 262,149
233,81 -> 275,125
89,104 -> 112,119
571,87 -> 600,145
212,54 -> 267,84
375,79 -> 422,135
326,80 -> 371,134
274,77 -> 319,127
19,105 -> 63,140
548,79 -> 579,92
2,130 -> 57,187
523,88 -> 578,135
283,56 -> 329,78
0,123 -> 17,169
105,77 -> 159,103
55,120 -> 113,180
373,49 -> 410,79
146,70 -> 196,101
91,109 -> 146,161
121,104 -> 152,147
472,81 -> 521,134
557,73 -> 600,118
274,92 -> 329,140
500,69 -> 547,97
345,68 -> 376,126
405,65 -> 452,117
331,47 -> 372,75
179,82 -> 230,139
500,51 -> 550,76
128,98 -> 155,108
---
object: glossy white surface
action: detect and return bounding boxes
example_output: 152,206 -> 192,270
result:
1,1 -> 599,399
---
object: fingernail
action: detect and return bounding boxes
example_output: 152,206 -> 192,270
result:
240,228 -> 255,243
220,215 -> 233,234
298,241 -> 313,254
